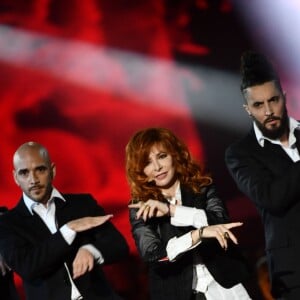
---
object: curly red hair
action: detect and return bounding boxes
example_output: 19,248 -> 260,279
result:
125,127 -> 212,202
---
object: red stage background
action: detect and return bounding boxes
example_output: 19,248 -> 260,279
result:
1,1 -> 300,299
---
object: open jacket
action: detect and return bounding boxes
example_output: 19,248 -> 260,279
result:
0,194 -> 129,300
129,184 -> 251,300
226,127 -> 300,297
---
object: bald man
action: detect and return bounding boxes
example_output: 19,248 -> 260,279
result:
0,142 -> 129,300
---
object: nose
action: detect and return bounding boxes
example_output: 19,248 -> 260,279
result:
153,160 -> 162,171
29,171 -> 39,184
264,103 -> 273,116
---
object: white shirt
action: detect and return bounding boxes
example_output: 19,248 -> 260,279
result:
23,187 -> 104,300
165,184 -> 251,299
253,117 -> 300,162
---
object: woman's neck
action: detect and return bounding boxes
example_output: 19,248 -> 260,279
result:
161,179 -> 180,199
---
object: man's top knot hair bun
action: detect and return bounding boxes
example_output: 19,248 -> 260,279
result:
240,50 -> 279,91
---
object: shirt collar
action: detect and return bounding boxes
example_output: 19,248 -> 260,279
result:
253,117 -> 300,147
162,181 -> 181,204
23,187 -> 65,215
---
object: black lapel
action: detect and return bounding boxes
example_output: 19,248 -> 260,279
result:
181,186 -> 205,209
264,139 -> 294,162
246,128 -> 291,162
181,186 -> 195,207
15,198 -> 52,238
294,128 -> 300,153
53,196 -> 69,227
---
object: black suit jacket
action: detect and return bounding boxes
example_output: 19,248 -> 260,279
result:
129,185 -> 251,300
0,207 -> 20,300
0,194 -> 129,300
225,128 -> 300,296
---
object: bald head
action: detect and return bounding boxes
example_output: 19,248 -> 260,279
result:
13,142 -> 55,204
13,142 -> 51,169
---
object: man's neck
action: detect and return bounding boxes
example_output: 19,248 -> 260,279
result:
279,129 -> 290,147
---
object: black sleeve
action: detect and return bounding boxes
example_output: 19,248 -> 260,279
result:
0,214 -> 72,281
129,208 -> 168,263
204,185 -> 230,224
225,143 -> 300,214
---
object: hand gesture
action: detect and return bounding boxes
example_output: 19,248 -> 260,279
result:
129,200 -> 170,221
67,215 -> 113,232
195,222 -> 243,250
72,248 -> 94,279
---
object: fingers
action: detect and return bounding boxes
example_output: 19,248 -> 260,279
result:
72,248 -> 94,279
207,226 -> 229,249
201,222 -> 243,250
223,222 -> 243,245
224,230 -> 238,245
73,261 -> 92,279
97,215 -> 113,225
148,205 -> 157,218
129,200 -> 170,220
130,202 -> 151,221
128,203 -> 141,209
214,231 -> 227,250
89,215 -> 113,228
136,204 -> 149,220
68,215 -> 113,232
223,232 -> 230,240
222,232 -> 231,250
224,222 -> 243,230
142,205 -> 150,221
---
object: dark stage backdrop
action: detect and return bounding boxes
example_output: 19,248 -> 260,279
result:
0,1 -> 300,299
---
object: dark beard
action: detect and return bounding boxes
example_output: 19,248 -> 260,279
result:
254,109 -> 289,140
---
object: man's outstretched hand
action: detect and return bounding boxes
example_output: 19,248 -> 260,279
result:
67,215 -> 113,232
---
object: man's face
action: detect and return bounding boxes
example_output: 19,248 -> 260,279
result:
243,81 -> 288,140
13,149 -> 55,205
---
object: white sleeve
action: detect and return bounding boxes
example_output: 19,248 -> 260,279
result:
171,206 -> 208,228
166,231 -> 201,261
60,224 -> 76,245
81,244 -> 104,264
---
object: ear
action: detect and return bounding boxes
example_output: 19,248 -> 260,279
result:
243,104 -> 252,116
13,170 -> 20,186
51,163 -> 56,179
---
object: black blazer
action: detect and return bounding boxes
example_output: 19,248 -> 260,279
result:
129,185 -> 251,300
0,207 -> 20,300
225,128 -> 300,296
0,194 -> 129,300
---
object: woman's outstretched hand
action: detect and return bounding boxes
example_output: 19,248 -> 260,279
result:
192,222 -> 243,250
129,200 -> 172,221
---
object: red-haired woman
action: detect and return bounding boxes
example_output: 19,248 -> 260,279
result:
126,127 -> 252,300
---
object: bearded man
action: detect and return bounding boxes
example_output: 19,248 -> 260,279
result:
225,51 -> 300,300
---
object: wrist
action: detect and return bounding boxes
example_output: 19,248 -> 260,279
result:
191,228 -> 201,244
199,226 -> 206,240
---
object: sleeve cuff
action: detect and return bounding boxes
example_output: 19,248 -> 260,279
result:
171,206 -> 208,228
60,224 -> 76,245
81,244 -> 104,264
166,232 -> 201,261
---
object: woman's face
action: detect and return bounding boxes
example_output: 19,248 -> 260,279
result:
143,144 -> 176,190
